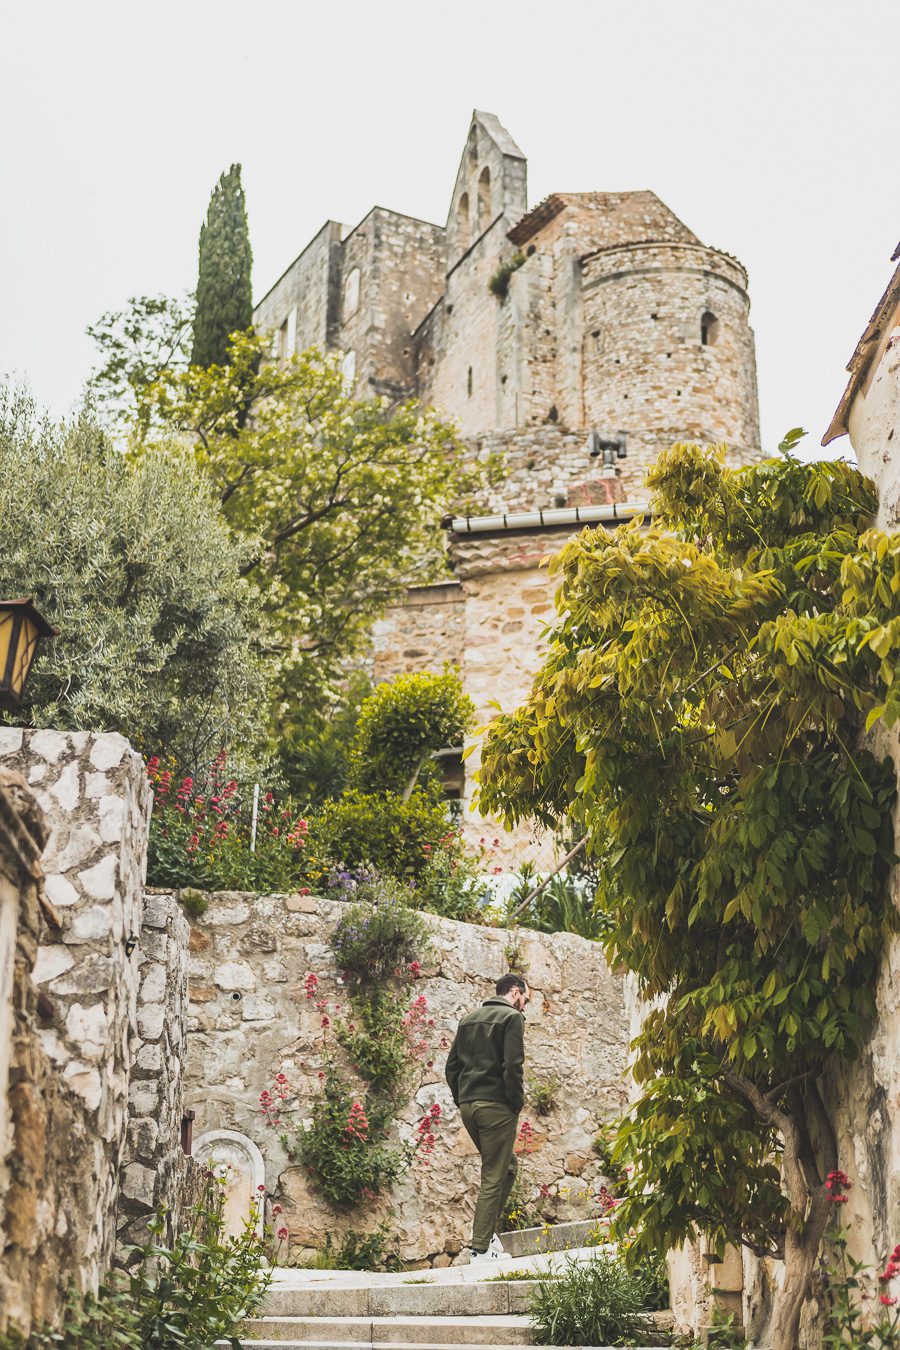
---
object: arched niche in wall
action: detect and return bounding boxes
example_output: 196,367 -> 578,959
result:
343,267 -> 361,322
194,1129 -> 266,1238
457,192 -> 470,252
701,310 -> 719,346
477,166 -> 492,232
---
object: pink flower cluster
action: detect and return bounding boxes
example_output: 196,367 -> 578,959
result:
826,1169 -> 852,1205
345,1101 -> 369,1141
259,1071 -> 292,1127
879,1243 -> 900,1306
516,1120 -> 535,1155
414,1103 -> 442,1164
402,993 -> 432,1060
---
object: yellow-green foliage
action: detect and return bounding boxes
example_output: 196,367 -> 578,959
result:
477,435 -> 899,1344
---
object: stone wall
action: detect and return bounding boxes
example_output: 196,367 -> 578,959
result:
181,891 -> 629,1263
116,889 -> 192,1254
0,730 -> 194,1333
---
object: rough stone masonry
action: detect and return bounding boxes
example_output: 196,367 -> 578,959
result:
180,889 -> 630,1264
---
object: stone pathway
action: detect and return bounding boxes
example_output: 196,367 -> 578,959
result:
222,1231 -> 672,1349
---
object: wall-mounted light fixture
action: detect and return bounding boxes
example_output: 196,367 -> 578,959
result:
0,599 -> 58,708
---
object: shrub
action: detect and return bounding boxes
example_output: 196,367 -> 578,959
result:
294,1067 -> 409,1210
146,751 -> 311,892
1,1172 -> 272,1349
312,787 -> 450,881
351,670 -> 474,797
527,1252 -> 656,1346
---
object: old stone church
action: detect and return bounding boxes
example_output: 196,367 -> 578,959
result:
254,112 -> 762,851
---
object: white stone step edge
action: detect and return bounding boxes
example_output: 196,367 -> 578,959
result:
270,1243 -> 611,1289
225,1342 -> 669,1350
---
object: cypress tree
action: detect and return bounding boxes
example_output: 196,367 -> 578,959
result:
191,164 -> 253,368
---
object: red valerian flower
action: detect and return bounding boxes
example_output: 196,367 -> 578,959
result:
880,1295 -> 897,1307
277,1227 -> 289,1241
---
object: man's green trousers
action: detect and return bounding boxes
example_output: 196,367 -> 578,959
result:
459,1100 -> 519,1253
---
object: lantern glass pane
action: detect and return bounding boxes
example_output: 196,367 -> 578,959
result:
11,616 -> 39,697
0,611 -> 13,692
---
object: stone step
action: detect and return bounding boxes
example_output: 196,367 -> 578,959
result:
226,1342 -> 668,1350
234,1316 -> 534,1345
497,1221 -> 595,1257
261,1280 -> 538,1318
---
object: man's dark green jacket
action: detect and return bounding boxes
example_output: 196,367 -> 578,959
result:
445,997 -> 525,1114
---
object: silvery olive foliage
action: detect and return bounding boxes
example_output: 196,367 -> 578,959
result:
0,386 -> 269,763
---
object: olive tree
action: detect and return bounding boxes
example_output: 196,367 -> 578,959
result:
0,387 -> 269,763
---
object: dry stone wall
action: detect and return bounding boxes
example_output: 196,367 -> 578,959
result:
181,890 -> 629,1263
0,730 -> 195,1333
116,889 -> 193,1254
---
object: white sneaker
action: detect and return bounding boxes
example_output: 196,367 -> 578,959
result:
469,1246 -> 502,1264
488,1233 -> 506,1257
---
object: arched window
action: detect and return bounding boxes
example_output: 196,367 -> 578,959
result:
477,166 -> 492,232
457,192 -> 470,251
343,267 -> 361,321
341,349 -> 356,389
701,310 -> 719,346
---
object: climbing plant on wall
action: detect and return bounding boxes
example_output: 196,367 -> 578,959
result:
477,434 -> 899,1350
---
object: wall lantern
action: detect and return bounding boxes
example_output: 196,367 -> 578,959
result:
0,599 -> 58,709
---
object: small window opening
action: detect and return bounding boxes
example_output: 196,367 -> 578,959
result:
457,192 -> 470,251
467,366 -> 473,397
701,310 -> 719,346
477,166 -> 492,232
343,267 -> 361,321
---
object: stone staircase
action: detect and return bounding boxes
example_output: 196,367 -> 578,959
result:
224,1230 -> 671,1349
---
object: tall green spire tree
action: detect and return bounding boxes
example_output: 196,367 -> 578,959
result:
191,164 -> 253,368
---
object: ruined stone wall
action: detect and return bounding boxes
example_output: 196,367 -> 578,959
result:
339,209 -> 446,399
181,890 -> 628,1263
253,220 -> 343,357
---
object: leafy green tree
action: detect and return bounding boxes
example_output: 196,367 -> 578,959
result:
277,669 -> 372,805
477,435 -> 899,1350
0,386 -> 269,763
351,668 -> 475,797
191,163 -> 253,368
136,332 -> 495,697
87,292 -> 195,429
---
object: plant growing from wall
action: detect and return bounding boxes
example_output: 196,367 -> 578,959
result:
477,435 -> 899,1350
489,251 -> 527,299
262,898 -> 441,1212
823,1174 -> 900,1348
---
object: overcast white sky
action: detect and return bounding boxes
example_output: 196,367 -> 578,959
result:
2,0 -> 898,459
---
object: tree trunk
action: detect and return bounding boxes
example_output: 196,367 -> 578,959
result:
727,1074 -> 837,1350
767,1187 -> 832,1350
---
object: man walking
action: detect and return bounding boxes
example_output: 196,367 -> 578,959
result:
445,974 -> 530,1263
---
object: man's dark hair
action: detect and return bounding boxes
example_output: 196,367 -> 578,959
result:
496,973 -> 527,996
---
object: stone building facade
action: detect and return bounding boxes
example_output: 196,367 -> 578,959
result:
255,111 -> 760,494
256,112 -> 762,847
